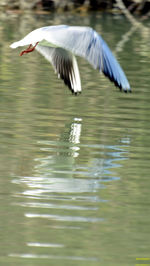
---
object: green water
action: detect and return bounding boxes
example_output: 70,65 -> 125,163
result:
0,12 -> 150,266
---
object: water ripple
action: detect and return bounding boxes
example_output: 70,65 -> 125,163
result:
14,201 -> 98,211
12,176 -> 105,194
25,213 -> 104,223
27,242 -> 64,248
9,253 -> 98,261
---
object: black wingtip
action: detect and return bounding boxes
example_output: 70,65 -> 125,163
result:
119,85 -> 132,93
123,88 -> 132,93
71,91 -> 81,96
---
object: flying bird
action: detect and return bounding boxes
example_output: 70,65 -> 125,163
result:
10,25 -> 131,94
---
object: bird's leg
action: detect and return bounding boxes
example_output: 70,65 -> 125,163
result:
20,42 -> 39,56
20,44 -> 32,56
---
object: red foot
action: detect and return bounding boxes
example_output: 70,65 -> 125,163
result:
20,42 -> 39,56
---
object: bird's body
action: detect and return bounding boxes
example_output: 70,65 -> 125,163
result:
10,25 -> 131,94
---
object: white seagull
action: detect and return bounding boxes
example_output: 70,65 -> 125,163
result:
10,25 -> 131,94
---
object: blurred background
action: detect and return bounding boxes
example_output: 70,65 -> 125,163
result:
0,0 -> 150,16
0,1 -> 150,266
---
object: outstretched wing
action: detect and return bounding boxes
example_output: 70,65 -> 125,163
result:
10,25 -> 131,92
36,45 -> 81,94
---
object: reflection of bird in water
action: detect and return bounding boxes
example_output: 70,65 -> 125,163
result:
10,25 -> 131,94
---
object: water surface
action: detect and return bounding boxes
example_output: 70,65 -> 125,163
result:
0,12 -> 150,266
